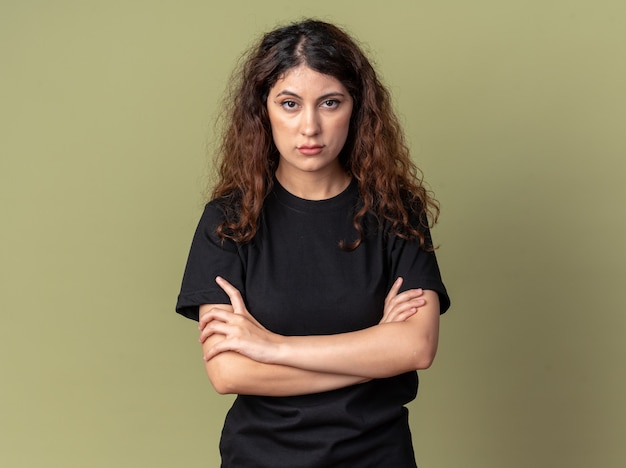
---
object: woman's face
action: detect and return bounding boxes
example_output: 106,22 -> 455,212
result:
266,65 -> 353,183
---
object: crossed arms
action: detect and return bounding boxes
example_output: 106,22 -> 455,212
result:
198,276 -> 440,396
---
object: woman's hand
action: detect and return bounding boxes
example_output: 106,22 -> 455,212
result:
380,277 -> 426,324
199,277 -> 281,364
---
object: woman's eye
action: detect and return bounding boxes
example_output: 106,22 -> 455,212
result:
322,99 -> 339,108
281,100 -> 298,110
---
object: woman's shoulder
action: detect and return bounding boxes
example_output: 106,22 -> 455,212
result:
192,197 -> 234,240
203,192 -> 241,220
197,198 -> 226,223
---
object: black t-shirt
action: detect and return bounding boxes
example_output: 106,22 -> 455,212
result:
176,179 -> 450,467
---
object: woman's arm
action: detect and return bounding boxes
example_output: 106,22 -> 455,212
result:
200,277 -> 439,393
201,332 -> 370,396
200,303 -> 374,395
271,292 -> 439,378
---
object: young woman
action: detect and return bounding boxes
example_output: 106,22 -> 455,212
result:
176,19 -> 450,467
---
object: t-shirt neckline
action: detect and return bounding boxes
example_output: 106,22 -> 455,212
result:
272,177 -> 358,213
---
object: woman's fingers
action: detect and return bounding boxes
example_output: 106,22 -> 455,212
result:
202,339 -> 241,362
388,298 -> 425,322
199,304 -> 234,330
198,309 -> 236,342
380,299 -> 424,323
215,276 -> 265,328
381,282 -> 427,324
216,276 -> 246,311
384,277 -> 403,306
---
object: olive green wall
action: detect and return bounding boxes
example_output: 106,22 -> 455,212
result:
2,1 -> 625,466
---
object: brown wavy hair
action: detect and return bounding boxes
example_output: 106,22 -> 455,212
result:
211,19 -> 439,251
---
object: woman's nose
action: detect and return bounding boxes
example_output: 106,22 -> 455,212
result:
300,108 -> 321,136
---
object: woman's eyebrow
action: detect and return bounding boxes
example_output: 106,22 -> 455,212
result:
274,90 -> 347,100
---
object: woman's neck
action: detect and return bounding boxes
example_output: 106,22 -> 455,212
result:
275,168 -> 351,201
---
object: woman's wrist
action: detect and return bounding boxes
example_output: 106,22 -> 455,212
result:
272,334 -> 291,366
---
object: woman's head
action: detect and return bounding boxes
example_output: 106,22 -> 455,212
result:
221,20 -> 381,172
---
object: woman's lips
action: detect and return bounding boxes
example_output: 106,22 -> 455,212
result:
297,145 -> 324,156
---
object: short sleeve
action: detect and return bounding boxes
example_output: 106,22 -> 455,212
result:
387,226 -> 451,315
175,203 -> 246,321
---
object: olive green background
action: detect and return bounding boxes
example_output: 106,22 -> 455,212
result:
2,1 -> 625,467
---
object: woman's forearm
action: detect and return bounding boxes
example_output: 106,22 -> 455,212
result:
254,291 -> 439,379
203,341 -> 370,396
